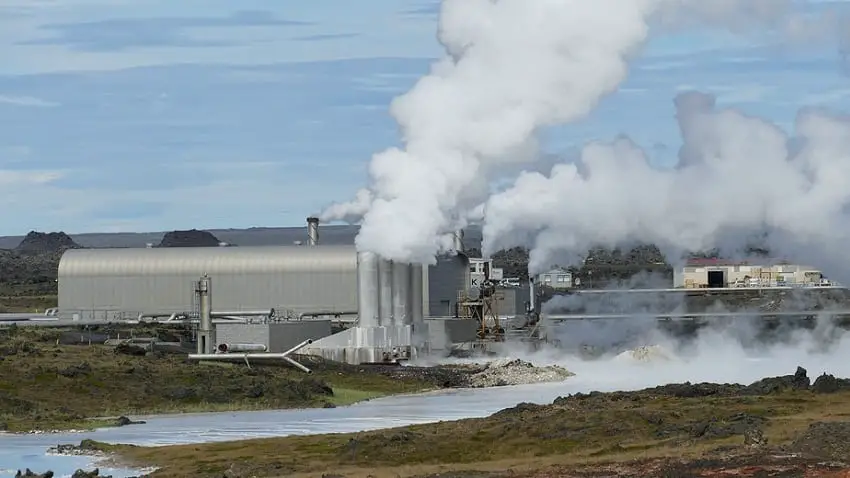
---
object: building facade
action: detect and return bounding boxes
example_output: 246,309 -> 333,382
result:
58,245 -> 470,321
537,268 -> 573,290
674,258 -> 826,288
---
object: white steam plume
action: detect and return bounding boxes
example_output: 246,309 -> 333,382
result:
482,91 -> 850,281
323,0 -> 833,264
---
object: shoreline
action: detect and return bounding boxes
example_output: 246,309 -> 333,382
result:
95,367 -> 850,477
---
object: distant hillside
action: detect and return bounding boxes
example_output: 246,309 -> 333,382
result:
0,224 -> 474,250
15,231 -> 80,254
158,229 -> 222,248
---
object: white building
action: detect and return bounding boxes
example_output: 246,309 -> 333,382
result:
537,268 -> 573,290
674,259 -> 827,288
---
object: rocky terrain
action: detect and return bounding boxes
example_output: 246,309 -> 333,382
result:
52,366 -> 850,478
0,324 -> 483,432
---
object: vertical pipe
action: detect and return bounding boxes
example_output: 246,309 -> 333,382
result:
357,251 -> 380,328
378,258 -> 394,326
306,217 -> 319,246
392,261 -> 410,327
197,275 -> 213,354
422,263 -> 430,319
410,263 -> 423,325
528,277 -> 536,313
453,230 -> 464,252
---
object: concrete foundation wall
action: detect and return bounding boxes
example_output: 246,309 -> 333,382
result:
269,321 -> 332,352
216,321 -> 332,353
425,317 -> 479,351
302,324 -> 418,364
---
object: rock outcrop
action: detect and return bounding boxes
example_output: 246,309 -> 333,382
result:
157,229 -> 221,247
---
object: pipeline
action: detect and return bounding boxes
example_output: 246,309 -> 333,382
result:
188,339 -> 313,373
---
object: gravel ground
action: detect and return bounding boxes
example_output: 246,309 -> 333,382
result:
458,358 -> 574,387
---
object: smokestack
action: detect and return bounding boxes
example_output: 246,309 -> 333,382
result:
392,261 -> 411,326
528,277 -> 536,314
307,216 -> 319,246
357,251 -> 380,328
453,230 -> 464,253
378,258 -> 394,326
196,275 -> 214,354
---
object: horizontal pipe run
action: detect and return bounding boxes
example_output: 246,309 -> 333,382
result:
187,352 -> 312,373
545,309 -> 850,321
297,310 -> 358,320
211,310 -> 274,317
217,343 -> 267,353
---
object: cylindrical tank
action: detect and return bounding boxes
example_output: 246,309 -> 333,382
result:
217,343 -> 267,353
378,258 -> 394,326
410,263 -> 424,325
392,261 -> 411,327
357,251 -> 381,328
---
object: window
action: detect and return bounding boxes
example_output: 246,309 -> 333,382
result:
470,264 -> 478,273
544,275 -> 552,283
557,275 -> 568,283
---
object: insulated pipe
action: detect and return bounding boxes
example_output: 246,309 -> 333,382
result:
306,216 -> 319,246
410,263 -> 424,325
378,258 -> 394,326
529,277 -> 536,313
357,251 -> 380,328
188,339 -> 314,373
392,261 -> 410,327
217,343 -> 267,353
210,310 -> 273,317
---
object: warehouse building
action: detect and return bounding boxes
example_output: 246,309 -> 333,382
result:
58,243 -> 471,321
674,258 -> 827,288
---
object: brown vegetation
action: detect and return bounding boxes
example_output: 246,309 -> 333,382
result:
97,368 -> 850,478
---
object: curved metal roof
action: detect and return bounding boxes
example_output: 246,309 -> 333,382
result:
59,245 -> 357,277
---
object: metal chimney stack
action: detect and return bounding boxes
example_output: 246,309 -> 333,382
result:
306,216 -> 320,246
452,229 -> 464,253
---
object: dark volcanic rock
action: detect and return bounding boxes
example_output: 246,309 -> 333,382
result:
115,415 -> 146,427
811,373 -> 850,393
746,366 -> 810,394
158,229 -> 221,247
15,231 -> 79,254
14,469 -> 54,478
789,421 -> 850,460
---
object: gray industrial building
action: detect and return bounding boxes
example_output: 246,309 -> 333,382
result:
58,244 -> 471,321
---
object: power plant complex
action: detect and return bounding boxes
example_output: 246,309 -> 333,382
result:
53,218 -> 510,364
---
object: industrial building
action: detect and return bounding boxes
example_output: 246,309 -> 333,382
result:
674,259 -> 828,288
536,268 -> 573,290
59,244 -> 470,322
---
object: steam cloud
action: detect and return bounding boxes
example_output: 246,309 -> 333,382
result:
323,0 -> 847,269
483,93 -> 850,280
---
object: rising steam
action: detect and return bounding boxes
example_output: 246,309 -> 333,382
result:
483,92 -> 850,281
323,0 -> 847,268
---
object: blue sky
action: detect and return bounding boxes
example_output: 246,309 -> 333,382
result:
0,0 -> 849,235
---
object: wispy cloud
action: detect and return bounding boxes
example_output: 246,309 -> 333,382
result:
0,94 -> 58,107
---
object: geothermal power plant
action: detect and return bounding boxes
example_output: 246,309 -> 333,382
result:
2,217 -> 847,367
47,218 -> 502,365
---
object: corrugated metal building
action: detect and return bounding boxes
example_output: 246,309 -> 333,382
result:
58,245 -> 470,321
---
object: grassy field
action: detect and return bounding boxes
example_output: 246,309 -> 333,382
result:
0,327 -> 438,432
0,294 -> 57,313
99,379 -> 850,477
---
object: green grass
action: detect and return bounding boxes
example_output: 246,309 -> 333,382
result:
0,332 -> 436,432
